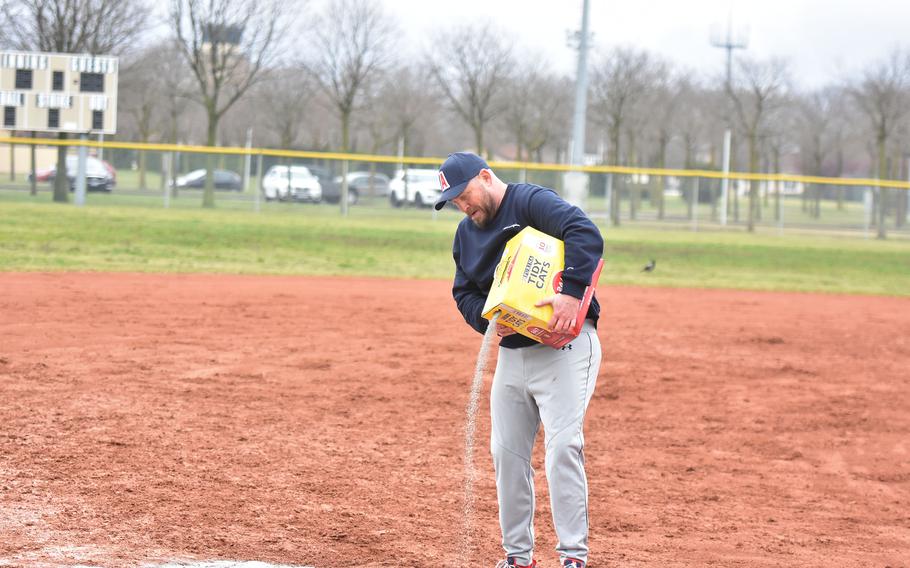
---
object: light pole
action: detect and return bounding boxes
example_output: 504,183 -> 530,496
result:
565,0 -> 592,209
711,10 -> 748,226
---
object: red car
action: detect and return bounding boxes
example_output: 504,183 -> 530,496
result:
30,155 -> 116,191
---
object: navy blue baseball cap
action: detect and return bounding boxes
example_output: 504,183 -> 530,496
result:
434,152 -> 490,210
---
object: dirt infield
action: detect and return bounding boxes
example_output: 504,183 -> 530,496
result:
1,272 -> 908,568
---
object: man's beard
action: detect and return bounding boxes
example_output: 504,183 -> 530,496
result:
470,191 -> 497,228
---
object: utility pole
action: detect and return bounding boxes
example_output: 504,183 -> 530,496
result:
565,0 -> 592,209
711,10 -> 748,226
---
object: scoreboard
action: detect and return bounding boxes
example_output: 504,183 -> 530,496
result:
0,50 -> 118,134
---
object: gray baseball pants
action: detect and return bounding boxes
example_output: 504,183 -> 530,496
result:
490,320 -> 601,565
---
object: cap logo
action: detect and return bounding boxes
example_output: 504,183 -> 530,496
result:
439,171 -> 450,190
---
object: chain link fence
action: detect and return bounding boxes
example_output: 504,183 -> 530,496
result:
1,137 -> 908,239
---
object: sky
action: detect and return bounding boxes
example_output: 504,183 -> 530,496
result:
387,0 -> 910,90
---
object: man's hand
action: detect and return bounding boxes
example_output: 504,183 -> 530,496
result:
535,293 -> 581,333
495,323 -> 517,337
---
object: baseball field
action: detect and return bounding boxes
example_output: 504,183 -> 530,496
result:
1,199 -> 909,567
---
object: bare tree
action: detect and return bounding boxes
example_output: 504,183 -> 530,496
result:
302,0 -> 395,211
796,87 -> 846,218
726,55 -> 790,231
643,61 -> 681,219
500,59 -> 544,161
157,45 -> 193,147
590,46 -> 659,224
500,60 -> 572,163
120,42 -> 184,190
522,75 -> 572,163
0,0 -> 149,54
373,64 -> 438,157
848,49 -> 910,239
159,46 -> 194,193
623,91 -> 654,220
428,22 -> 514,156
304,0 -> 395,151
251,67 -> 317,150
827,97 -> 853,212
674,77 -> 716,218
170,0 -> 292,207
0,0 -> 150,202
891,118 -> 910,228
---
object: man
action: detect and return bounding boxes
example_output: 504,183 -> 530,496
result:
437,152 -> 604,568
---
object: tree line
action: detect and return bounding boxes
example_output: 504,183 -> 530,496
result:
2,0 -> 909,236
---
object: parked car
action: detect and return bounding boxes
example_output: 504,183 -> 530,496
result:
388,169 -> 441,208
172,169 -> 242,191
31,155 -> 116,192
261,165 -> 322,202
334,171 -> 391,199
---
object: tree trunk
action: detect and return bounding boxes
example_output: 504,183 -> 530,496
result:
728,137 -> 738,222
139,149 -> 147,190
656,139 -> 666,219
876,136 -> 887,239
835,147 -> 844,211
773,149 -> 782,220
810,154 -> 820,219
897,158 -> 907,229
756,156 -> 765,221
203,109 -> 217,209
815,184 -> 823,218
340,108 -> 351,216
897,188 -> 907,229
515,125 -> 524,162
610,128 -> 621,226
748,133 -> 758,232
763,156 -> 771,209
775,178 -> 781,223
53,133 -> 69,203
733,179 -> 740,223
628,140 -> 638,221
138,108 -> 151,192
684,146 -> 694,220
171,152 -> 179,199
170,116 -> 179,198
706,141 -> 717,221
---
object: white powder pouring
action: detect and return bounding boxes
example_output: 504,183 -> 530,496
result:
457,312 -> 500,562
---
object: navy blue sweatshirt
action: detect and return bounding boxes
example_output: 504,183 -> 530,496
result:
452,183 -> 604,349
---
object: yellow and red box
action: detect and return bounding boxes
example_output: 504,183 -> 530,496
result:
481,226 -> 603,349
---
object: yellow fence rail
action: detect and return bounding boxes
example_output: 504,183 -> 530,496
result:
3,136 -> 908,191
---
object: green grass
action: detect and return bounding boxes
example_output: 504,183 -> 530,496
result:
584,193 -> 875,228
598,227 -> 910,295
1,195 -> 909,296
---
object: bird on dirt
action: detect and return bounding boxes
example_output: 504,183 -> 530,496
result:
642,259 -> 656,272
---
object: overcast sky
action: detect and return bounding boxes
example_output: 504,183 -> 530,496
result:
387,0 -> 908,90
